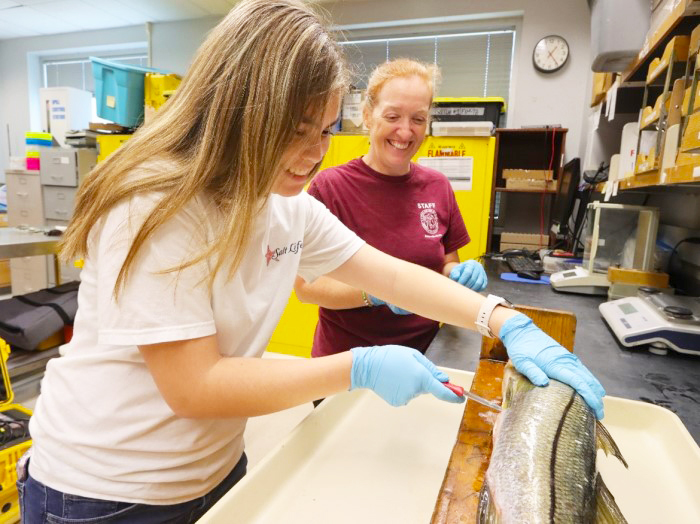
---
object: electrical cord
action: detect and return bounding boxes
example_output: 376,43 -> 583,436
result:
667,237 -> 700,294
582,162 -> 609,184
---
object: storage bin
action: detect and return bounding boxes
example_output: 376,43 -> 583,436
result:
144,73 -> 181,110
430,97 -> 506,133
0,337 -> 32,524
90,57 -> 168,128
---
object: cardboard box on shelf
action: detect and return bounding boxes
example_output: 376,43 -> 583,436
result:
501,232 -> 548,246
505,179 -> 557,190
502,169 -> 554,180
591,72 -> 615,107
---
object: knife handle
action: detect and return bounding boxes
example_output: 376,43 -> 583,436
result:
442,381 -> 464,397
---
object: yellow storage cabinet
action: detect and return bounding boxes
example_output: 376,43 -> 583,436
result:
96,134 -> 132,163
267,135 -> 495,357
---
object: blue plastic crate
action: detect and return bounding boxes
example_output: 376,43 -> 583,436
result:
90,57 -> 168,128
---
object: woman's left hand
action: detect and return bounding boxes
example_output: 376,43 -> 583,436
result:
449,260 -> 487,291
499,313 -> 606,419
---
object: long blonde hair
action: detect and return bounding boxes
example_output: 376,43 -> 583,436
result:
61,0 -> 347,296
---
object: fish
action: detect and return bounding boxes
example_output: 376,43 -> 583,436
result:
477,364 -> 629,524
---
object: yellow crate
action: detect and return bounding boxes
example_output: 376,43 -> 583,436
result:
96,134 -> 132,163
145,73 -> 181,110
0,339 -> 32,524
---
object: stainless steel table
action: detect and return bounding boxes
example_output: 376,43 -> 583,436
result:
0,227 -> 61,283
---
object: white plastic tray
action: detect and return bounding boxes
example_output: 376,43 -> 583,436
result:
198,368 -> 700,524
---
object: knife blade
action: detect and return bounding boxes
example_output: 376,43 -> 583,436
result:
442,382 -> 502,411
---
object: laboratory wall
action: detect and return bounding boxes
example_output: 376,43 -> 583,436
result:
0,16 -> 219,178
0,0 -> 591,176
325,0 -> 592,160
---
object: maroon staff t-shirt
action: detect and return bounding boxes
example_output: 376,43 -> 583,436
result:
307,157 -> 470,357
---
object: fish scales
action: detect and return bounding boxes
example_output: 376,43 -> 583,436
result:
483,377 -> 597,523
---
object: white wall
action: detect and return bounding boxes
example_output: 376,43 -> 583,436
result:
0,25 -> 145,174
0,17 -> 219,176
0,1 -> 592,174
325,0 -> 591,160
150,16 -> 219,75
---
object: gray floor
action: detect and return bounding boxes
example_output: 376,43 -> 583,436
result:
425,259 -> 700,446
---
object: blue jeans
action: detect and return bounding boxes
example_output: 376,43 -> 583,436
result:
18,453 -> 247,523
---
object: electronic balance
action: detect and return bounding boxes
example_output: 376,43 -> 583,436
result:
599,288 -> 700,356
551,202 -> 659,296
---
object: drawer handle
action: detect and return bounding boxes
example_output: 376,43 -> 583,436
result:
16,191 -> 28,197
19,178 -> 27,185
54,210 -> 68,215
57,193 -> 66,200
51,175 -> 63,180
20,210 -> 28,217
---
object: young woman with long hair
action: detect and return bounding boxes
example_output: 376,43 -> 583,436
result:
20,2 -> 604,522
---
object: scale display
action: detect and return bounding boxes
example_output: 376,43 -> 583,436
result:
599,293 -> 700,356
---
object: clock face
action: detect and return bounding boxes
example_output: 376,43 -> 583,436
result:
533,35 -> 569,73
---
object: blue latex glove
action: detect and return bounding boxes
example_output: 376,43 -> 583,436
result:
367,294 -> 412,315
449,260 -> 488,291
350,345 -> 465,407
499,313 -> 606,419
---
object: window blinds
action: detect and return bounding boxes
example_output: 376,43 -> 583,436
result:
339,29 -> 514,103
42,55 -> 148,93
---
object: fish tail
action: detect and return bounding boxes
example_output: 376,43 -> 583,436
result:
596,420 -> 629,468
595,473 -> 628,524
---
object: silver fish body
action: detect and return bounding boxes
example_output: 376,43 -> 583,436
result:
477,365 -> 627,524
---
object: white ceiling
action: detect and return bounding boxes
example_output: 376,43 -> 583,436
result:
0,0 -> 350,40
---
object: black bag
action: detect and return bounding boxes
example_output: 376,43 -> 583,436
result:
0,282 -> 79,350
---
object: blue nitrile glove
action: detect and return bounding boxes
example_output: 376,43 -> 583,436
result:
449,260 -> 488,291
367,294 -> 412,315
350,345 -> 465,407
499,313 -> 606,419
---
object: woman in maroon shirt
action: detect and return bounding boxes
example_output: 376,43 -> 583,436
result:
295,59 -> 488,358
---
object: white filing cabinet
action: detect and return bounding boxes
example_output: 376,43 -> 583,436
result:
40,148 -> 96,285
4,169 -> 49,294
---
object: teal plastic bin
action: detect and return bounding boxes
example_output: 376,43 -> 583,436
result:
90,57 -> 168,128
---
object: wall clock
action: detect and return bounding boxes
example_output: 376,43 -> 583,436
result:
532,35 -> 569,74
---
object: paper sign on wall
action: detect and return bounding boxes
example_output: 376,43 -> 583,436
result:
417,156 -> 473,191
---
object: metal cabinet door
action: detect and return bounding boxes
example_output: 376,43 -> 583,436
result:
42,186 -> 77,220
6,172 -> 44,227
40,149 -> 78,187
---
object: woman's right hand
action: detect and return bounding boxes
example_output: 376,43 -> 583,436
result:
350,345 -> 465,406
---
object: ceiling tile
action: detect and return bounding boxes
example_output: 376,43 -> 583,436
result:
79,0 -> 150,25
16,0 -> 56,5
118,0 -> 208,21
36,0 -> 133,30
187,0 -> 232,16
0,5 -> 80,34
0,17 -> 38,38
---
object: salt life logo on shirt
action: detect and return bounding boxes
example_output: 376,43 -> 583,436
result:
265,240 -> 303,266
417,202 -> 439,236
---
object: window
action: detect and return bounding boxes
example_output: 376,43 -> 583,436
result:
42,54 -> 148,123
42,55 -> 148,92
339,29 -> 515,106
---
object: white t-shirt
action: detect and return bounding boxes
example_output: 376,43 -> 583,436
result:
28,189 -> 364,504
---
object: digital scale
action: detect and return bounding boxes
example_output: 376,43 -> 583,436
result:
550,266 -> 610,296
599,288 -> 700,356
551,202 -> 659,296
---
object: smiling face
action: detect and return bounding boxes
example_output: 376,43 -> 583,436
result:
272,91 -> 342,197
363,75 -> 432,176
